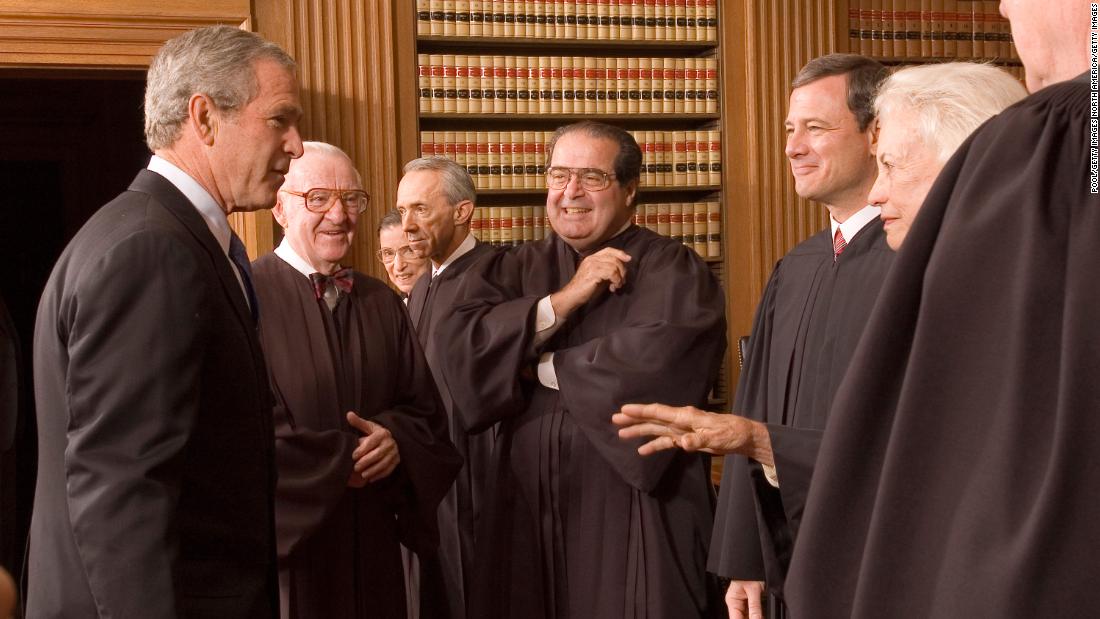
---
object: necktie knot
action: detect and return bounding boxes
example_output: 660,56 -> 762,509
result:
309,268 -> 354,301
833,228 -> 847,261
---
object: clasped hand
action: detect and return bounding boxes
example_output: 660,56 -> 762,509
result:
346,412 -> 400,488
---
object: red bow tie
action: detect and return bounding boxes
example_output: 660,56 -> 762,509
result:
308,268 -> 354,299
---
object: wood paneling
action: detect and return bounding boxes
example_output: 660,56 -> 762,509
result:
252,0 -> 420,279
0,0 -> 250,68
719,0 -> 842,391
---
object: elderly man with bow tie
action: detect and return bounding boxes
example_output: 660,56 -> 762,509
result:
250,141 -> 461,619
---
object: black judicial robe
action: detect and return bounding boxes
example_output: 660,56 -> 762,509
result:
786,74 -> 1099,617
406,239 -> 496,619
251,253 -> 462,619
439,225 -> 727,619
708,219 -> 893,602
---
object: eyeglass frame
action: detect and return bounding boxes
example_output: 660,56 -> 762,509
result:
280,187 -> 371,214
376,245 -> 420,265
544,166 -> 619,192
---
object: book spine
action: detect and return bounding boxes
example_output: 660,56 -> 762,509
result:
492,55 -> 507,113
584,56 -> 599,114
706,201 -> 720,258
418,53 -> 431,113
431,0 -> 444,35
456,0 -> 471,35
523,131 -> 537,189
955,1 -> 972,57
477,132 -> 490,189
685,131 -> 698,186
906,0 -> 921,57
455,54 -> 470,113
920,0 -> 931,56
657,202 -> 671,236
487,131 -> 501,189
669,202 -> 682,243
693,202 -> 706,256
515,55 -> 529,114
430,54 -> 445,113
465,131 -> 479,184
849,4 -> 861,52
870,0 -> 882,57
708,129 -> 720,186
511,132 -> 525,187
500,136 -> 513,188
550,56 -> 563,114
418,0 -> 432,35
470,0 -> 484,36
673,130 -> 687,186
930,0 -> 944,57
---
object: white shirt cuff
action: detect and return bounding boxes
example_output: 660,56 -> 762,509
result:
532,295 -> 562,348
762,463 -> 780,488
537,352 -> 559,390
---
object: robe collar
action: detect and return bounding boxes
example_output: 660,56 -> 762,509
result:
274,237 -> 346,280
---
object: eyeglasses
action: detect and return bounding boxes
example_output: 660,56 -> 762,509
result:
281,188 -> 370,214
545,166 -> 617,191
376,245 -> 419,264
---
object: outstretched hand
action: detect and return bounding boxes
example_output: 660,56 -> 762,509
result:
612,403 -> 769,463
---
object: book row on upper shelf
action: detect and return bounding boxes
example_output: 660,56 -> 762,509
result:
848,0 -> 1018,60
416,0 -> 718,42
469,201 -> 722,259
420,129 -> 721,190
418,55 -> 719,115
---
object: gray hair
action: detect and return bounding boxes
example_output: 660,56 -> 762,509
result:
401,156 -> 477,207
377,208 -> 402,235
874,62 -> 1027,163
144,25 -> 296,150
792,54 -> 888,132
546,121 -> 642,190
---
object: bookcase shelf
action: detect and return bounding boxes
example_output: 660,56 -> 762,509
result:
473,185 -> 721,196
872,56 -> 1022,66
417,35 -> 718,54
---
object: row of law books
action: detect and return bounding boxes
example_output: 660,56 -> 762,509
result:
848,0 -> 1017,59
418,54 -> 719,115
469,201 -> 722,258
416,0 -> 718,42
419,129 -> 722,190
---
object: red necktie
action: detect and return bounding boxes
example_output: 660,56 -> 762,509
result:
833,228 -> 847,261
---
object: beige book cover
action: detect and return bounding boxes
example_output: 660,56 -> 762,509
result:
504,56 -> 517,114
550,56 -> 563,114
488,207 -> 501,245
920,0 -> 931,56
905,0 -> 921,57
418,0 -> 431,35
859,0 -> 871,55
893,0 -> 906,57
532,0 -> 546,37
869,0 -> 881,57
429,54 -> 445,113
466,56 -> 483,113
706,201 -> 720,257
685,133 -> 698,186
456,0 -> 471,35
673,130 -> 687,185
442,55 -> 457,113
594,58 -> 608,114
653,0 -> 667,41
418,54 -> 431,113
708,129 -> 720,185
443,0 -> 457,35
455,137 -> 468,172
930,0 -> 944,57
500,139 -> 514,189
469,0 -> 484,36
626,57 -> 640,114
443,131 -> 458,163
644,0 -> 657,39
587,0 -> 600,38
631,0 -> 644,39
955,0 -> 972,57
511,132 -> 525,186
644,130 -> 658,186
430,0 -> 444,35
539,58 -> 553,114
571,57 -> 585,114
943,0 -> 957,57
560,56 -> 574,113
512,207 -> 525,244
514,56 -> 529,114
491,55 -> 506,113
661,57 -> 675,113
683,57 -> 698,113
657,133 -> 671,185
533,205 -> 546,240
465,132 -> 480,180
487,131 -> 502,189
476,132 -> 490,189
419,130 -> 433,158
455,54 -> 470,113
704,57 -> 718,114
638,58 -> 652,114
523,131 -> 537,189
584,57 -> 598,114
673,58 -> 686,113
692,202 -> 707,255
614,58 -> 629,115
657,202 -> 671,236
704,0 -> 716,41
527,56 -> 541,113
471,207 -> 483,241
669,202 -> 682,242
563,0 -> 577,37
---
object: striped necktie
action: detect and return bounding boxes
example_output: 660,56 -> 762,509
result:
833,228 -> 847,261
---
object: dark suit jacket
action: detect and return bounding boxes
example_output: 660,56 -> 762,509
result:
29,169 -> 278,618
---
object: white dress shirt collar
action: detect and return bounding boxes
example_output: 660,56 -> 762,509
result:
147,155 -> 231,256
432,232 -> 477,278
274,237 -> 324,279
830,204 -> 882,245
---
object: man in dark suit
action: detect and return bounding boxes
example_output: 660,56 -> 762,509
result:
29,26 -> 303,618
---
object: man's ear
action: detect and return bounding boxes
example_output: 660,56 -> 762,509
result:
453,199 -> 475,226
867,118 -> 880,152
188,94 -> 217,146
272,196 -> 289,228
623,179 -> 639,208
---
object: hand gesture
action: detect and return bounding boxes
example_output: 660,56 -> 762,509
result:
346,412 -> 400,484
550,247 -> 632,319
725,580 -> 766,619
612,403 -> 759,457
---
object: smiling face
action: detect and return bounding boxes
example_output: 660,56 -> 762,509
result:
207,58 -> 304,213
545,132 -> 637,252
273,149 -> 360,274
867,108 -> 943,251
378,224 -> 427,294
784,74 -> 877,215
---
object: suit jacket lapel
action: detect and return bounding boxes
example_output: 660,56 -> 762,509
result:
127,170 -> 258,336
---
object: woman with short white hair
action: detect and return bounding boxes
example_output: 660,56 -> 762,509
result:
869,62 -> 1027,249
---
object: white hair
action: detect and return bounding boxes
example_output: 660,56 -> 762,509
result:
295,141 -> 362,185
874,62 -> 1027,163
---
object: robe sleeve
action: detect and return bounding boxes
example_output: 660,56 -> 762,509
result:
765,424 -> 823,540
268,373 -> 359,561
551,241 -> 726,493
708,262 -> 783,580
440,249 -> 543,434
364,294 -> 462,554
